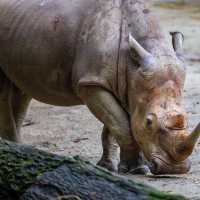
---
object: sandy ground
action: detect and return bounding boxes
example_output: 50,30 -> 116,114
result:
20,4 -> 200,199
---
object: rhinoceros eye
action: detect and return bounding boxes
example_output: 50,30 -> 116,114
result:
146,116 -> 153,126
145,113 -> 158,131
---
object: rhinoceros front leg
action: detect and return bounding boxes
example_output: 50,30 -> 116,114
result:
0,73 -> 19,142
98,126 -> 148,174
97,126 -> 119,172
79,86 -> 147,174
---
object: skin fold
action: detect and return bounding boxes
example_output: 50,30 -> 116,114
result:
0,0 -> 199,174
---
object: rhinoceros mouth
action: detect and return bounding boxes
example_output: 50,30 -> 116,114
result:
148,154 -> 191,175
151,154 -> 175,166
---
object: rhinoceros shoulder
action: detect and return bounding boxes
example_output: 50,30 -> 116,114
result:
72,5 -> 123,95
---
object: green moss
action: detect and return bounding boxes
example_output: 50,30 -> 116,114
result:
0,140 -> 67,197
72,157 -> 188,200
0,141 -> 189,200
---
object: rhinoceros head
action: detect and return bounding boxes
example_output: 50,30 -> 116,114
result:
127,33 -> 200,174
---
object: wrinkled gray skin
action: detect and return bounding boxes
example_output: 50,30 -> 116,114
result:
0,0 -> 194,174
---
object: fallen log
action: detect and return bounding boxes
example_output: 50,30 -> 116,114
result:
0,140 -> 188,200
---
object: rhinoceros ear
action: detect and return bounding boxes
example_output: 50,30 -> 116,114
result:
170,32 -> 184,54
128,33 -> 151,60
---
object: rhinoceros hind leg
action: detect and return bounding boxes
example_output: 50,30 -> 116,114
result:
11,85 -> 31,136
0,70 -> 31,142
97,126 -> 119,172
0,70 -> 19,141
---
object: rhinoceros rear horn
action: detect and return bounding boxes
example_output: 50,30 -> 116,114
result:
129,34 -> 157,72
128,33 -> 151,60
170,32 -> 184,54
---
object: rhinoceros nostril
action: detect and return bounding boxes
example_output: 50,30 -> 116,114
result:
165,113 -> 187,130
148,160 -> 160,175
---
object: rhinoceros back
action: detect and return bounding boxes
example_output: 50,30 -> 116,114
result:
0,0 -> 122,106
0,0 -> 98,105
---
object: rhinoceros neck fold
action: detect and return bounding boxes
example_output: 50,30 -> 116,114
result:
115,16 -> 129,113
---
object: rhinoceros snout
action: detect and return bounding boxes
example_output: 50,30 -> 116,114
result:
148,157 -> 191,175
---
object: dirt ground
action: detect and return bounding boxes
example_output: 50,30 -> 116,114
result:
21,3 -> 200,199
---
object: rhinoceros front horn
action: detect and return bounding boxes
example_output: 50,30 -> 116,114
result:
170,32 -> 184,54
128,33 -> 152,60
175,123 -> 200,161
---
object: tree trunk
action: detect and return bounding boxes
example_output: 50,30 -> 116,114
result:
0,140 -> 188,200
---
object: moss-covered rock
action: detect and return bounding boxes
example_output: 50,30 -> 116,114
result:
0,140 -> 189,200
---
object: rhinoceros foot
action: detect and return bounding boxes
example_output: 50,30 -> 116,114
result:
118,162 -> 149,175
118,152 -> 150,175
97,158 -> 118,172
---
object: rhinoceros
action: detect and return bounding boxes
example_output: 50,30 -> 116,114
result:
0,0 -> 199,175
